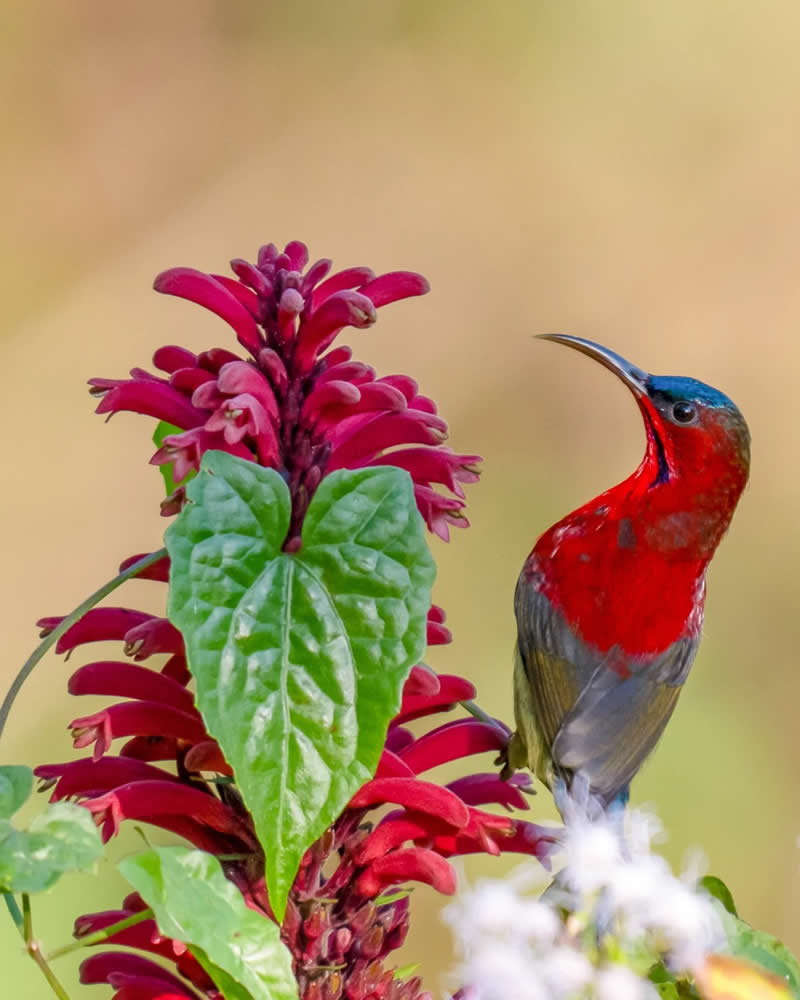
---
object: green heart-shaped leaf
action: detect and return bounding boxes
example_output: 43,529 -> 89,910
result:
166,452 -> 435,919
120,846 -> 296,1000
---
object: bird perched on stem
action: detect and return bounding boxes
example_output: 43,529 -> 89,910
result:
503,335 -> 750,813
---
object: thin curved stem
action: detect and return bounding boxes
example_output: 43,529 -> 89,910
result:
459,698 -> 510,737
0,548 -> 167,743
22,894 -> 73,1000
46,907 -> 154,960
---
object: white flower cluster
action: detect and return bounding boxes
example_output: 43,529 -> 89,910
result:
444,789 -> 723,1000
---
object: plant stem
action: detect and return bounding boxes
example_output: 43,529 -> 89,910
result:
4,892 -> 23,932
46,907 -> 154,960
22,894 -> 73,1000
0,548 -> 167,742
459,698 -> 510,736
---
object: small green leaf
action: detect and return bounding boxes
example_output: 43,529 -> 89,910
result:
0,766 -> 32,818
153,420 -> 195,495
120,846 -> 297,1000
700,875 -> 738,916
717,905 -> 800,997
0,802 -> 103,893
166,453 -> 435,920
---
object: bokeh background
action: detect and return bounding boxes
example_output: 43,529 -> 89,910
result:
3,1 -> 800,994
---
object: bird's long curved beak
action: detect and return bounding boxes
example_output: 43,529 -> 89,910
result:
538,334 -> 649,397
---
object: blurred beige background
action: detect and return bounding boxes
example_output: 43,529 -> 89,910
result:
3,0 -> 800,994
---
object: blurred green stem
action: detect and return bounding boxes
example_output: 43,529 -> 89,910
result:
22,894 -> 72,1000
0,548 -> 168,743
460,698 -> 509,736
4,892 -> 23,931
47,907 -> 154,960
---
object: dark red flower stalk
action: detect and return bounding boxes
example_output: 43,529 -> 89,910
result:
90,241 -> 479,543
34,241 -> 551,1000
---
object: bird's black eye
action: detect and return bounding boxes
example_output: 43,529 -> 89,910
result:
671,400 -> 696,423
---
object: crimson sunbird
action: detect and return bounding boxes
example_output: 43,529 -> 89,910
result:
505,335 -> 750,811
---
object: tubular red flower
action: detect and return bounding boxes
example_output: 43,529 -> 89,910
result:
70,702 -> 207,760
394,673 -> 477,724
92,380 -> 207,430
37,608 -> 153,653
67,661 -> 195,710
397,718 -> 508,774
356,847 -> 457,897
154,267 -> 264,354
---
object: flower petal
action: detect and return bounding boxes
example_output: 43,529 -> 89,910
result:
446,773 -> 532,811
394,674 -> 477,724
117,553 -> 170,582
37,608 -> 153,654
68,661 -> 196,712
358,271 -> 430,308
295,291 -> 377,370
154,267 -> 263,354
399,719 -> 508,774
349,777 -> 469,829
312,266 -> 376,307
70,701 -> 208,760
92,380 -> 206,430
356,848 -> 456,896
35,756 -> 180,800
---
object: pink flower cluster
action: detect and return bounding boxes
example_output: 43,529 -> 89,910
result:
90,241 -> 479,542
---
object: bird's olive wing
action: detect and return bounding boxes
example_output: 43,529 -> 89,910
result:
552,634 -> 698,805
514,573 -> 596,758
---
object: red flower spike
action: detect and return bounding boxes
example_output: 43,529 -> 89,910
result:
35,241 -> 530,1000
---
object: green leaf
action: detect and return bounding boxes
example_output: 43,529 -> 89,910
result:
153,420 -> 195,495
717,905 -> 800,997
700,875 -> 738,917
166,452 -> 436,920
0,802 -> 103,893
119,846 -> 297,1000
0,766 -> 32,818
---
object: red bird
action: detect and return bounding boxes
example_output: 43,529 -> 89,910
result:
505,335 -> 750,810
